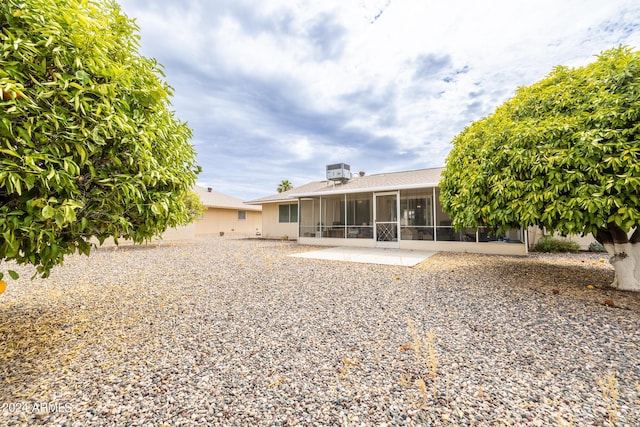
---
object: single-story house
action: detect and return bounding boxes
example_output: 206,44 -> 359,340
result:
193,185 -> 262,237
95,186 -> 262,246
246,165 -> 528,255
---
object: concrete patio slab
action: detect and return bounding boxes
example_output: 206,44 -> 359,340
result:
290,246 -> 437,266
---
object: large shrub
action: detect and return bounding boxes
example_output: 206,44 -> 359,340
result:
441,47 -> 640,290
0,0 -> 200,278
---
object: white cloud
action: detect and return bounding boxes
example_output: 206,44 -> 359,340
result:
290,137 -> 314,161
118,0 -> 640,199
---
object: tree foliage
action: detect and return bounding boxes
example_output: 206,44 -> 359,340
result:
182,190 -> 205,223
0,0 -> 200,278
277,180 -> 293,193
441,46 -> 640,246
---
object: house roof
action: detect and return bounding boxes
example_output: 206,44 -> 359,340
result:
193,185 -> 262,211
245,167 -> 444,204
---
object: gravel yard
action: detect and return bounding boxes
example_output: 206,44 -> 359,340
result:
1,238 -> 639,426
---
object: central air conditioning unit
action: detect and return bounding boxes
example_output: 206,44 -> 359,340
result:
326,163 -> 351,182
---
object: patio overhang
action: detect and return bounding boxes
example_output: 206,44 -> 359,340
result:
292,181 -> 440,198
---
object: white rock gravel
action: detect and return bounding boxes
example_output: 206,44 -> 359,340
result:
0,238 -> 638,426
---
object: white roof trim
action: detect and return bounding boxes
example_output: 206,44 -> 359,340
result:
207,204 -> 261,211
292,182 -> 440,198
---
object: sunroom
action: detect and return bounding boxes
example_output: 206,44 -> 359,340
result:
296,186 -> 525,255
246,167 -> 528,256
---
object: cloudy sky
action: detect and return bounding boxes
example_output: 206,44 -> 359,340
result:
117,0 -> 640,201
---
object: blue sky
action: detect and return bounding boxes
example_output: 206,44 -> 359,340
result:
117,0 -> 640,201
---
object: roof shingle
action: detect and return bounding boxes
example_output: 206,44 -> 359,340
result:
246,167 -> 444,204
194,186 -> 262,211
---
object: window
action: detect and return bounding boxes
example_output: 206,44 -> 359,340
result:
237,210 -> 246,220
299,198 -> 319,237
279,204 -> 298,223
346,193 -> 373,239
321,195 -> 345,238
400,189 -> 433,241
435,187 -> 467,241
400,190 -> 432,226
298,194 -> 373,239
346,193 -> 372,226
433,188 -> 523,243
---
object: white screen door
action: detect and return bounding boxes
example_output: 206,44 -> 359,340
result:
374,192 -> 399,248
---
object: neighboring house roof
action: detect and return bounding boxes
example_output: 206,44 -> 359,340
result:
245,180 -> 331,205
246,167 -> 444,204
193,185 -> 262,211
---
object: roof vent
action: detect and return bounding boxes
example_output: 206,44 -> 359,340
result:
326,163 -> 351,182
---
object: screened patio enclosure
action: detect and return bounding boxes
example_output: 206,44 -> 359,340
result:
247,166 -> 527,256
298,188 -> 524,247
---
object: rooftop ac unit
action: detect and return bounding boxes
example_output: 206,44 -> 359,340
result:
326,163 -> 351,181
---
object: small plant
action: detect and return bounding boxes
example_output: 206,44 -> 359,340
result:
337,357 -> 360,385
233,254 -> 244,266
496,411 -> 512,426
556,412 -> 575,427
533,236 -> 580,253
416,378 -> 429,407
375,332 -> 386,365
406,318 -> 438,401
598,372 -> 619,425
589,241 -> 607,252
260,248 -> 273,273
268,376 -> 286,387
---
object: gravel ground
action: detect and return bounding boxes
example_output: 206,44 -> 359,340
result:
0,238 -> 639,426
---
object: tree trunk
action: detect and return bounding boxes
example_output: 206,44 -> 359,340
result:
596,225 -> 640,292
601,242 -> 640,291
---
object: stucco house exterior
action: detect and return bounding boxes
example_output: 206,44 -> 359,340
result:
247,165 -> 529,255
193,185 -> 262,237
95,186 -> 262,246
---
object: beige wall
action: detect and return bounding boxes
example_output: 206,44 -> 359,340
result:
160,223 -> 196,241
400,239 -> 527,255
90,206 -> 263,247
261,203 -> 298,239
195,207 -> 261,237
300,227 -> 601,255
299,236 -> 375,247
527,227 -> 597,251
90,223 -> 196,247
298,236 -> 527,255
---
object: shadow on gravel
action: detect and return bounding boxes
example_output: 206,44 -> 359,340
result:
0,302 -> 90,395
416,252 -> 640,312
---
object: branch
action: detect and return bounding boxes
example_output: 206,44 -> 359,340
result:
608,223 -> 630,244
596,223 -> 631,245
595,228 -> 613,245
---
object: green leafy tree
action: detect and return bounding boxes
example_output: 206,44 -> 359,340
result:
183,190 -> 205,222
441,46 -> 640,291
0,0 -> 200,279
277,179 -> 293,193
